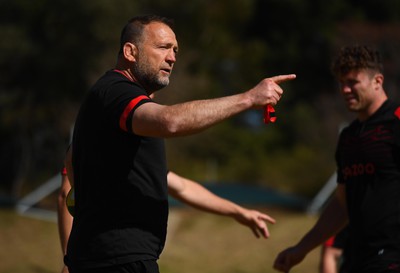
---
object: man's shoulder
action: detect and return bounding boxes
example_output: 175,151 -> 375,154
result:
95,70 -> 141,90
378,100 -> 400,122
388,100 -> 400,120
340,119 -> 358,134
89,70 -> 145,101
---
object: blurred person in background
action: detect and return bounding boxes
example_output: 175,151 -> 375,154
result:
274,45 -> 400,273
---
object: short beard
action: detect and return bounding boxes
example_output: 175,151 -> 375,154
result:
132,61 -> 169,92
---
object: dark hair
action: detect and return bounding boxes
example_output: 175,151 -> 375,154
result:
332,45 -> 383,77
118,14 -> 174,54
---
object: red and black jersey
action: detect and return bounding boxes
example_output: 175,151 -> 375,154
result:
336,99 -> 400,270
65,70 -> 169,270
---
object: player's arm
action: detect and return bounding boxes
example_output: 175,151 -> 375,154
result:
319,243 -> 343,273
167,171 -> 276,238
132,75 -> 295,137
296,184 -> 348,253
65,146 -> 74,186
274,184 -> 348,272
58,147 -> 74,273
57,168 -> 73,256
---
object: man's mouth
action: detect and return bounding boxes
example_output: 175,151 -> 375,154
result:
345,95 -> 357,102
161,68 -> 172,75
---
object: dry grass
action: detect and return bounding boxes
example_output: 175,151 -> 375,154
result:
0,206 -> 321,273
0,208 -> 63,273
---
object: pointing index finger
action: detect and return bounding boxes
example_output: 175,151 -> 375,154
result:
269,74 -> 296,84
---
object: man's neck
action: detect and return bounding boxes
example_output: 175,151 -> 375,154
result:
358,96 -> 388,121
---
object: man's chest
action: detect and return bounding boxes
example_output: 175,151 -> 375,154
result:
338,122 -> 397,181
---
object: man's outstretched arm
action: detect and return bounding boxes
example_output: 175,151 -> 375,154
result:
167,171 -> 276,238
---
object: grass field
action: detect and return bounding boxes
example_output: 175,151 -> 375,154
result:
0,206 -> 321,273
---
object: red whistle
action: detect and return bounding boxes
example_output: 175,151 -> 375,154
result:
264,105 -> 276,124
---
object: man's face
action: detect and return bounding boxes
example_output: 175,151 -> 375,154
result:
133,22 -> 178,92
337,69 -> 378,114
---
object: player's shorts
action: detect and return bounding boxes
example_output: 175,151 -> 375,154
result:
68,260 -> 159,273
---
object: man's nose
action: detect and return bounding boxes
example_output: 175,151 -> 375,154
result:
341,84 -> 351,93
166,50 -> 176,63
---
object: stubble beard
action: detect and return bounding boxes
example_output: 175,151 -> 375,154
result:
133,60 -> 170,92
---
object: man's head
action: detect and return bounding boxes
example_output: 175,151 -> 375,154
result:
119,15 -> 175,55
332,45 -> 383,79
118,15 -> 178,93
332,45 -> 386,120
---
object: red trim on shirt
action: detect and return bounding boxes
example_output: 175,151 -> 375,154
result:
394,107 -> 400,120
113,69 -> 135,82
61,167 -> 67,176
119,95 -> 149,132
324,236 -> 335,247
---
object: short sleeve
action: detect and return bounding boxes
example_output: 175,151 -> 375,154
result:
102,81 -> 152,133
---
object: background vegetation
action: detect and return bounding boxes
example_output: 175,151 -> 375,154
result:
1,0 -> 400,201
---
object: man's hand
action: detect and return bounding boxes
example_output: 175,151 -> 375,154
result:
273,246 -> 306,272
234,208 -> 276,239
61,265 -> 69,273
247,74 -> 296,108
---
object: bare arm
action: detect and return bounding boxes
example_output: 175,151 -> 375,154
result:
133,75 -> 296,137
57,173 -> 73,256
58,148 -> 73,273
290,184 -> 347,253
167,171 -> 276,238
65,147 -> 74,186
319,244 -> 343,273
274,184 -> 348,272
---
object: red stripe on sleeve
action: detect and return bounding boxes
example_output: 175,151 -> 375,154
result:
395,107 -> 400,120
119,95 -> 149,132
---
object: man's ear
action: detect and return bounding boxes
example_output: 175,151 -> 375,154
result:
123,42 -> 137,62
374,73 -> 384,89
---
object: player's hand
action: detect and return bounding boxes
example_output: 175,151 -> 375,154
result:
248,74 -> 296,107
234,208 -> 276,239
61,265 -> 69,273
273,246 -> 306,272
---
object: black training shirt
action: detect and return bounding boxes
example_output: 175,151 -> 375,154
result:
336,99 -> 400,268
65,70 -> 169,269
